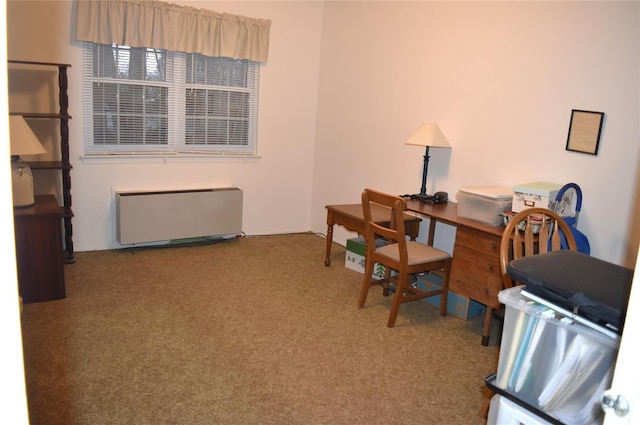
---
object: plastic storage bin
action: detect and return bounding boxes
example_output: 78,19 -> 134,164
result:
488,394 -> 554,425
457,186 -> 513,226
495,286 -> 618,425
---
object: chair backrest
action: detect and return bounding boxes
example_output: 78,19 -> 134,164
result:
499,207 -> 578,289
362,188 -> 408,263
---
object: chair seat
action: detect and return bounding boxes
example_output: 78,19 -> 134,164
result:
377,241 -> 450,265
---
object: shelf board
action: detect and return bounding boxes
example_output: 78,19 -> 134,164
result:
8,59 -> 71,68
26,161 -> 72,170
60,208 -> 74,219
10,112 -> 71,120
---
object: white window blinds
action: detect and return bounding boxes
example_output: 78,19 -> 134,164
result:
83,43 -> 259,155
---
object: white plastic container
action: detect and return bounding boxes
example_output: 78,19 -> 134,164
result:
457,186 -> 513,226
488,395 -> 554,425
495,286 -> 618,425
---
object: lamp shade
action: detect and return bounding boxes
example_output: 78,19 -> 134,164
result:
10,115 -> 46,156
404,123 -> 450,148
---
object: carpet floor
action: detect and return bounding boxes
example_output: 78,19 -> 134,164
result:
20,233 -> 499,425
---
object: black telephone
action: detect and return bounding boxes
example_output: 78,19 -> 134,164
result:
432,191 -> 448,204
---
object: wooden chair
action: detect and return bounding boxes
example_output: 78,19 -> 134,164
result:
499,207 -> 578,290
477,207 -> 578,419
358,188 -> 453,327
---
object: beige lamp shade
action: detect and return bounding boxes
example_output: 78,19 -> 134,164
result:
404,123 -> 450,148
10,115 -> 46,156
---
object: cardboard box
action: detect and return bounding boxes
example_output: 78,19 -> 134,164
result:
457,186 -> 513,226
512,182 -> 562,213
344,237 -> 389,280
416,274 -> 486,320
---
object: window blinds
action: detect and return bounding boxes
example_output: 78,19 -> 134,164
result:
83,44 -> 259,155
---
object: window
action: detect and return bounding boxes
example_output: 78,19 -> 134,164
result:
83,43 -> 259,156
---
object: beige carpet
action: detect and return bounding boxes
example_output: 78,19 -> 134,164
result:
20,233 -> 499,425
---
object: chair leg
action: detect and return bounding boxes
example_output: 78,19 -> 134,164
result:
387,273 -> 408,327
438,281 -> 448,317
381,266 -> 392,297
478,352 -> 500,418
478,388 -> 495,418
358,279 -> 370,308
439,260 -> 452,317
358,255 -> 377,308
481,307 -> 493,346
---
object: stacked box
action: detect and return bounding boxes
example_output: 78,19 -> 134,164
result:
512,182 -> 563,213
416,274 -> 486,320
344,236 -> 389,279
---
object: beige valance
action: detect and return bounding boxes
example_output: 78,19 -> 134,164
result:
75,0 -> 271,62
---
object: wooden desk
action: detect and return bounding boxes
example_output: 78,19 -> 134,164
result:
325,199 -> 505,346
407,200 -> 506,346
324,203 -> 421,266
14,194 -> 66,303
405,200 -> 504,245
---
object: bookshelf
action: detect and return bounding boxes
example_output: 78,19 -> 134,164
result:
8,60 -> 74,263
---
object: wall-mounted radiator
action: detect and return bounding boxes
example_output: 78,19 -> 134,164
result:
115,188 -> 243,244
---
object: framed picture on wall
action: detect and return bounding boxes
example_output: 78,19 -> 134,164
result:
565,109 -> 605,155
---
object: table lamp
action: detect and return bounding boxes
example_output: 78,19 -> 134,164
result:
10,115 -> 46,207
404,123 -> 451,203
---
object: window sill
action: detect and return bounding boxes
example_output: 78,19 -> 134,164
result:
79,153 -> 261,165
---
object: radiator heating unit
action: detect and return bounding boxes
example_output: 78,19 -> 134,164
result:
116,188 -> 243,244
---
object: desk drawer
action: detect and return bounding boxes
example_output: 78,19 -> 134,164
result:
450,228 -> 502,308
454,226 -> 500,254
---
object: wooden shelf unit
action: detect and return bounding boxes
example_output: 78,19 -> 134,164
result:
8,60 -> 74,263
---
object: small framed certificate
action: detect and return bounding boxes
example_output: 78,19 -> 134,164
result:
565,109 -> 605,155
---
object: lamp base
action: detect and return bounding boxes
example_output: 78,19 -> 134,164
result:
11,156 -> 35,207
402,193 -> 434,204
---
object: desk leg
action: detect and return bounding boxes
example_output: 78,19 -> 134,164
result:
325,223 -> 334,267
481,307 -> 493,346
406,221 -> 420,241
427,219 -> 437,246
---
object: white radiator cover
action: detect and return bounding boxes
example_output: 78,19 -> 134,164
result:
115,188 -> 243,244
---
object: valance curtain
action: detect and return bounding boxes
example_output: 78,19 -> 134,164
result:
75,0 -> 271,62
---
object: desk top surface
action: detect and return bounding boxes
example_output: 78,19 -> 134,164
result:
405,199 -> 505,237
327,200 -> 505,237
326,202 -> 421,222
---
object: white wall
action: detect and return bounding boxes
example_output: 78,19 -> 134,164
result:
0,0 -> 30,421
6,1 -> 640,267
7,0 -> 324,251
311,1 -> 640,267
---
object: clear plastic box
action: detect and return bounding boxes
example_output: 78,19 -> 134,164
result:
488,394 -> 554,425
456,186 -> 513,226
495,286 -> 619,425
